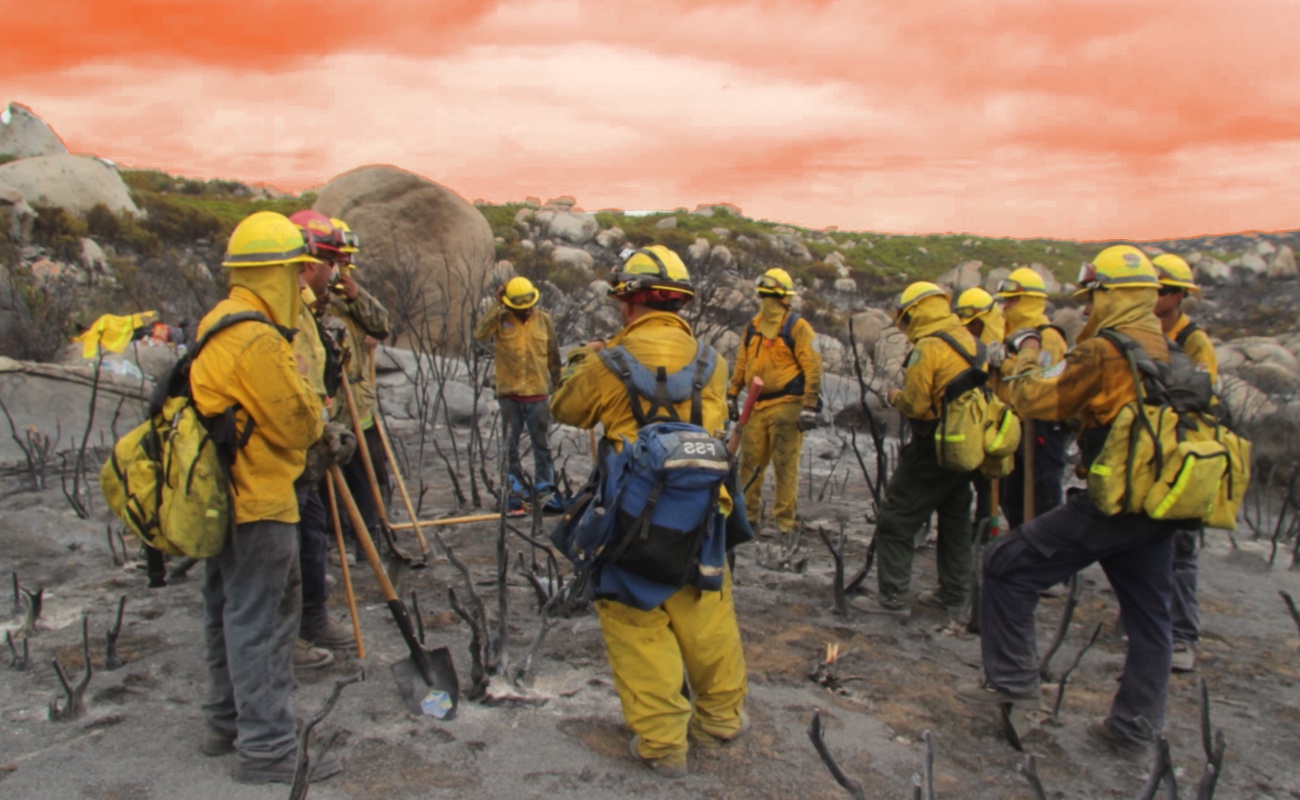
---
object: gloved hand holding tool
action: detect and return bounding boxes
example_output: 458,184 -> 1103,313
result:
797,408 -> 819,432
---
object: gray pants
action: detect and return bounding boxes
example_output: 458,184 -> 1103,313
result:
202,520 -> 301,768
1171,528 -> 1200,645
501,397 -> 555,490
980,490 -> 1177,746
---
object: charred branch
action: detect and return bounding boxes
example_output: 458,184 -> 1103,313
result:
288,671 -> 363,800
1196,678 -> 1227,800
1038,573 -> 1082,682
816,523 -> 849,617
922,730 -> 936,800
6,630 -> 30,671
48,617 -> 92,722
1280,590 -> 1300,637
1049,622 -> 1103,724
807,709 -> 866,800
1018,754 -> 1049,800
1136,717 -> 1175,800
17,584 -> 45,637
104,595 -> 126,671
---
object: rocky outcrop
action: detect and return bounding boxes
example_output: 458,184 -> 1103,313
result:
539,210 -> 598,245
937,260 -> 983,293
0,155 -> 139,216
0,103 -> 67,160
313,165 -> 495,350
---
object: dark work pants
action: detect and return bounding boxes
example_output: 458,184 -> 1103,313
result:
1171,528 -> 1200,645
501,397 -> 555,491
337,425 -> 388,551
980,490 -> 1178,746
296,484 -> 330,636
875,438 -> 974,607
1001,422 -> 1070,530
202,520 -> 300,768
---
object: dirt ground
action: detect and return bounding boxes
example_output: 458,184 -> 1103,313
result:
1,424 -> 1299,800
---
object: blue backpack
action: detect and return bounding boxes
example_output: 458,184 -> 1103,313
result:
550,341 -> 732,598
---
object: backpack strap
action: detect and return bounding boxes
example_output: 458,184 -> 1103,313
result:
1174,320 -> 1200,349
596,342 -> 718,427
928,331 -> 989,401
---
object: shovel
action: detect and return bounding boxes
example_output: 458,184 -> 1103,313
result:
338,373 -> 424,573
329,465 -> 458,719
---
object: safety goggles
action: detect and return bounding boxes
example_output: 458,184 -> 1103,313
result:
506,288 -> 539,307
996,277 -> 1035,295
339,230 -> 360,251
756,274 -> 786,293
955,300 -> 994,320
1157,285 -> 1183,297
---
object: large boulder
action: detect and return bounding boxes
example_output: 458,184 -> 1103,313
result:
0,154 -> 139,216
813,333 -> 846,375
540,210 -> 598,245
1194,256 -> 1232,285
0,103 -> 68,160
1267,245 -> 1297,279
847,307 -> 893,352
551,245 -> 594,272
0,182 -> 36,240
937,260 -> 983,293
1050,307 -> 1086,346
313,166 -> 495,351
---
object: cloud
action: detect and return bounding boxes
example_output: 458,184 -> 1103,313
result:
6,0 -> 1300,238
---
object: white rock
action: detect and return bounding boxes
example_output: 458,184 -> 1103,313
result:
1194,257 -> 1232,285
1254,240 -> 1277,257
594,227 -> 626,249
1267,245 -> 1296,279
937,260 -> 983,293
655,216 -> 678,230
709,245 -> 734,270
1235,253 -> 1267,275
544,211 -> 598,245
551,246 -> 594,272
80,238 -> 107,273
0,154 -> 139,216
0,102 -> 67,160
688,238 -> 711,266
984,267 -> 1011,294
833,277 -> 858,294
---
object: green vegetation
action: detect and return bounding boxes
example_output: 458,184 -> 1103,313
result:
122,170 -> 314,244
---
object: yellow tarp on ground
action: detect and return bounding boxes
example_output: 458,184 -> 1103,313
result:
72,311 -> 157,358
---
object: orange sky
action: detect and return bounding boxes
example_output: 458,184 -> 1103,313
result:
6,0 -> 1299,240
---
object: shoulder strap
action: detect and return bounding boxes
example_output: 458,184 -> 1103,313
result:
190,311 -> 276,361
1036,323 -> 1067,342
930,331 -> 987,370
1174,320 -> 1200,348
743,320 -> 758,348
596,342 -> 717,427
1097,328 -> 1165,403
779,311 -> 801,351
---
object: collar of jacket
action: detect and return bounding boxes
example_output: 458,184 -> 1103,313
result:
1077,286 -> 1161,344
905,294 -> 962,343
610,310 -> 693,346
1004,296 -> 1050,333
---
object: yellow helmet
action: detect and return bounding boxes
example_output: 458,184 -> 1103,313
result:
222,211 -> 322,269
995,267 -> 1049,298
330,218 -> 360,253
1073,244 -> 1159,297
501,276 -> 540,309
1152,253 -> 1199,294
896,281 -> 949,321
756,267 -> 795,298
954,287 -> 997,323
609,245 -> 694,300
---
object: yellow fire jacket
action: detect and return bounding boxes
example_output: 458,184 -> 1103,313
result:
728,298 -> 822,411
474,304 -> 562,398
1168,313 -> 1218,383
1006,288 -> 1168,433
893,295 -> 982,422
552,311 -> 732,513
330,285 -> 391,430
191,278 -> 324,525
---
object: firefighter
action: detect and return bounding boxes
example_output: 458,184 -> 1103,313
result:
1153,253 -> 1218,673
957,245 -> 1183,763
853,281 -> 981,618
728,268 -> 822,536
473,276 -> 562,514
551,246 -> 748,778
994,268 -> 1071,529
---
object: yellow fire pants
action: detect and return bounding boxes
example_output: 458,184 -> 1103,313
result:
595,571 -> 748,765
739,401 -> 804,532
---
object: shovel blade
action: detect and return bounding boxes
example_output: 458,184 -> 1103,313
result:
392,646 -> 459,721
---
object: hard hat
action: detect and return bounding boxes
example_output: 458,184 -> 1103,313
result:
1152,253 -> 1199,294
330,217 -> 360,253
222,211 -> 323,269
288,210 -> 343,258
954,287 -> 997,323
608,246 -> 694,300
896,281 -> 949,321
995,267 -> 1049,299
756,268 -> 795,298
501,276 -> 539,309
1073,245 -> 1159,297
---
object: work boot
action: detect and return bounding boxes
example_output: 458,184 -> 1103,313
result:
849,595 -> 911,619
542,494 -> 566,514
201,726 -> 236,757
1171,641 -> 1196,673
689,711 -> 751,749
628,736 -> 687,779
505,495 -> 528,518
1087,717 -> 1151,764
233,750 -> 343,785
293,638 -> 334,670
328,550 -> 358,567
954,681 -> 1040,710
304,618 -> 355,650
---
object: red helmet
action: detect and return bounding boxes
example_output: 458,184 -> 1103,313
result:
288,210 -> 343,258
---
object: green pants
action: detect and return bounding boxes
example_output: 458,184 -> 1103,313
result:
739,402 -> 804,532
875,437 -> 974,607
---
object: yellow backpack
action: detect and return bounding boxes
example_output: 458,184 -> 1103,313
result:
1087,329 -> 1250,527
929,333 -> 1023,473
100,312 -> 274,558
